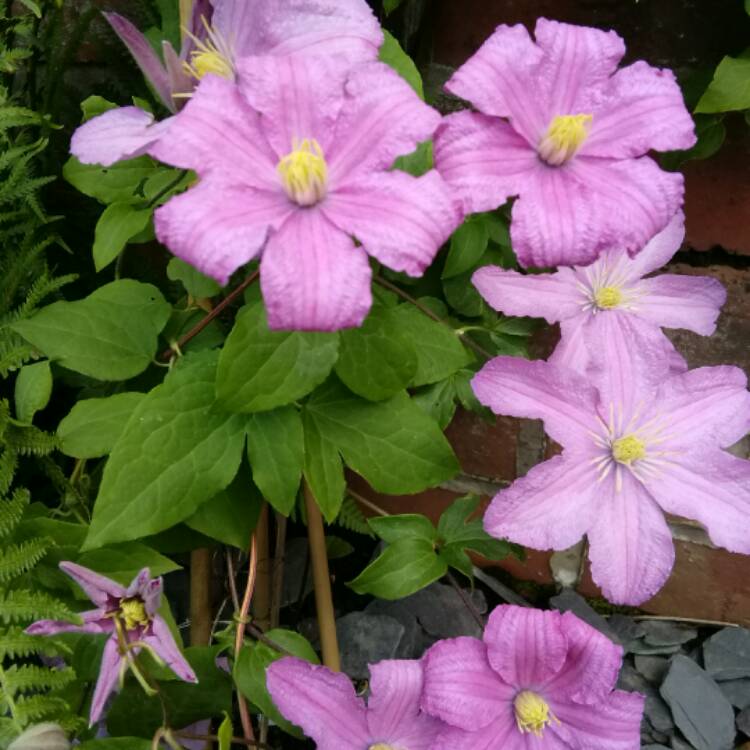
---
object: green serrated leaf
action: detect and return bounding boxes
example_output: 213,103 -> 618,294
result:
57,392 -> 145,458
301,410 -> 345,521
93,202 -> 153,271
14,360 -> 52,423
335,305 -> 417,401
167,257 -> 221,299
216,303 -> 339,413
84,352 -> 246,549
379,29 -> 423,98
245,406 -> 304,515
368,513 -> 437,543
11,280 -> 171,381
348,538 -> 447,599
63,155 -> 158,204
442,216 -> 490,279
411,379 -> 457,430
695,55 -> 750,113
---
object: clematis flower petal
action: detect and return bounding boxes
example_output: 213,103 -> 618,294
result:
149,75 -> 278,188
582,61 -> 696,159
534,18 -> 625,117
471,356 -> 600,450
266,657 -> 370,749
421,637 -> 515,731
142,617 -> 197,683
645,450 -> 750,554
89,636 -> 122,725
549,317 -> 591,372
26,609 -> 110,637
431,716 -> 522,750
635,274 -> 726,335
624,210 -> 685,278
260,209 -> 372,331
141,577 -> 162,619
324,170 -> 458,277
484,605 -> 567,689
59,561 -> 125,605
433,111 -> 538,216
549,689 -> 645,750
483,454 -> 598,551
587,470 -> 675,605
154,177 -> 293,286
104,13 -> 172,111
472,265 -> 581,324
444,24 -> 546,144
327,62 -> 442,183
70,108 -> 171,167
163,41 -> 193,100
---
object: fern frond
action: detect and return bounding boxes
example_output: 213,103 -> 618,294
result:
12,271 -> 76,319
0,488 -> 29,537
3,424 -> 58,456
0,106 -> 43,131
0,590 -> 78,625
11,694 -> 69,725
0,538 -> 50,583
0,627 -> 68,660
336,496 -> 375,537
2,665 -> 75,696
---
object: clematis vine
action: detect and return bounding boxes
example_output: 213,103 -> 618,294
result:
472,347 -> 750,605
434,18 -> 696,268
27,563 -> 197,725
422,605 -> 644,749
266,656 -> 444,749
473,211 -> 726,373
142,56 -> 459,330
71,0 -> 382,166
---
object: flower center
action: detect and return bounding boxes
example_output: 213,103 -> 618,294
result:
368,745 -> 397,750
612,435 -> 646,465
182,18 -> 234,81
119,597 -> 150,631
514,690 -> 556,737
594,285 -> 623,310
278,139 -> 328,206
538,114 -> 593,166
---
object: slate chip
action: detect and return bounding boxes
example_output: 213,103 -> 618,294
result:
660,655 -> 736,750
550,589 -> 620,643
635,655 -> 670,684
609,615 -> 646,651
737,707 -> 750,736
336,612 -> 405,679
618,663 -> 674,735
641,620 -> 698,648
704,627 -> 750,681
718,678 -> 750,710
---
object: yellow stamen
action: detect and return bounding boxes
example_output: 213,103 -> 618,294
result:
368,745 -> 396,750
182,18 -> 234,82
538,114 -> 593,166
612,435 -> 646,465
594,285 -> 623,310
278,139 -> 328,206
119,598 -> 150,631
514,690 -> 557,737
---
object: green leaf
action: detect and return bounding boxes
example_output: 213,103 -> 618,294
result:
17,0 -> 41,17
411,379 -> 457,429
383,0 -> 404,14
661,114 -> 726,170
79,741 -> 151,750
245,406 -> 304,515
63,155 -> 158,204
369,513 -> 437,543
349,538 -> 447,599
379,29 -> 423,98
305,379 -> 459,495
393,140 -> 433,177
93,202 -> 153,271
234,629 -> 319,738
167,257 -> 221,299
442,216 -> 490,279
84,352 -> 247,549
695,56 -> 750,113
14,360 -> 52,423
335,305 -> 417,400
442,271 -> 487,317
80,95 -> 118,121
216,302 -> 339,413
75,542 -> 180,585
218,712 -> 233,750
57,392 -> 146,458
11,280 -> 171,381
393,305 -> 472,386
301,410 -> 346,521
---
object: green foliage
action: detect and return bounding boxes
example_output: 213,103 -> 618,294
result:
379,29 -> 423,98
334,496 -> 374,537
695,56 -> 750,113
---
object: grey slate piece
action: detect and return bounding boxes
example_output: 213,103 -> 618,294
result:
703,627 -> 750,681
609,615 -> 646,651
718,678 -> 750,710
737,706 -> 750,736
660,655 -> 735,750
641,621 -> 698,648
635,655 -> 670,684
336,612 -> 404,679
618,663 -> 674,735
549,589 -> 620,643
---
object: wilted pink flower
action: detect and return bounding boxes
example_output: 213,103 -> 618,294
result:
146,57 -> 459,330
473,211 -> 726,373
267,657 -> 443,749
472,350 -> 750,605
435,18 -> 695,268
71,0 -> 382,166
27,563 -> 196,724
422,605 -> 644,749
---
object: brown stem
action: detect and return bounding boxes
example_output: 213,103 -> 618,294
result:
303,482 -> 341,671
226,550 -> 241,612
252,505 -> 271,630
269,512 -> 287,630
189,548 -> 213,646
374,276 -> 493,359
159,270 -> 260,361
446,571 -> 485,630
246,623 -> 295,657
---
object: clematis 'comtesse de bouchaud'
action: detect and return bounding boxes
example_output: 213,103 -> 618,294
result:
27,563 -> 197,724
471,343 -> 750,605
422,605 -> 644,749
71,0 -> 382,166
434,18 -> 696,268
267,656 -> 444,749
142,56 -> 459,330
473,211 -> 726,373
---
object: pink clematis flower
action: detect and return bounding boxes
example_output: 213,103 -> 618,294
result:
27,563 -> 197,725
473,211 -> 726,373
472,346 -> 750,605
146,56 -> 459,330
434,18 -> 696,268
71,0 -> 382,166
266,656 -> 444,749
422,605 -> 644,749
